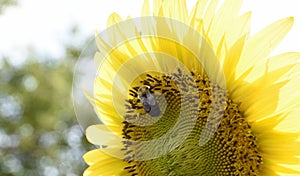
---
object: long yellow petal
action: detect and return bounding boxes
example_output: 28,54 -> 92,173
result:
223,35 -> 246,89
86,125 -> 123,148
189,0 -> 209,27
141,0 -> 150,16
163,0 -> 188,22
208,0 -> 242,49
225,11 -> 251,47
84,148 -> 124,165
83,150 -> 127,176
203,0 -> 220,31
244,52 -> 300,83
236,17 -> 294,78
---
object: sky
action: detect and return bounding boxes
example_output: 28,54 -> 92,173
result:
0,0 -> 300,66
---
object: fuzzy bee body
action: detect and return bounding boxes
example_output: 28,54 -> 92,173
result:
138,85 -> 161,117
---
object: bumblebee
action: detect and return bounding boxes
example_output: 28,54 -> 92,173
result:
138,85 -> 161,117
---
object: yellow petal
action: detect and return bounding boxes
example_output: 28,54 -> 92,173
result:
258,131 -> 300,156
162,0 -> 188,22
236,17 -> 294,78
225,11 -> 251,47
153,0 -> 163,16
260,166 -> 279,176
244,52 -> 300,83
189,0 -> 209,26
141,0 -> 150,16
275,108 -> 300,133
231,57 -> 298,122
251,112 -> 286,134
83,148 -> 124,165
83,149 -> 127,176
106,13 -> 124,46
223,35 -> 246,89
94,33 -> 113,69
86,125 -> 123,148
107,12 -> 122,27
241,81 -> 288,122
203,0 -> 220,31
268,164 -> 300,175
208,0 -> 242,49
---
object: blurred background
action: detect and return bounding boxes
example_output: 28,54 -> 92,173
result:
0,0 -> 299,175
0,1 -> 93,175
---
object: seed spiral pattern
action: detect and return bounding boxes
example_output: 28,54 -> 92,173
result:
122,70 -> 262,176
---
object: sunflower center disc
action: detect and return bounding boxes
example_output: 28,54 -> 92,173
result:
121,70 -> 263,176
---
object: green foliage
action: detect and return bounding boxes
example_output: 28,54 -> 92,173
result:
0,45 -> 94,175
0,0 -> 17,14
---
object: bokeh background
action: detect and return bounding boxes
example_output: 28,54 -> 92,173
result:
0,0 -> 300,175
0,1 -> 92,175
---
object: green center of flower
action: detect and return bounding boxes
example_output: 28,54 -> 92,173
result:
121,70 -> 263,176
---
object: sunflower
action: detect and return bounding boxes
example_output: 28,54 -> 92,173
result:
82,0 -> 300,175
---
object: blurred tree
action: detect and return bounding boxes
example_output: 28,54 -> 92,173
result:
0,0 -> 17,14
0,39 -> 94,175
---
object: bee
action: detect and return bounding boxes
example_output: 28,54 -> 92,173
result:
138,85 -> 161,117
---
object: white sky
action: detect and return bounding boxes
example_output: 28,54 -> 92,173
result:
0,0 -> 300,66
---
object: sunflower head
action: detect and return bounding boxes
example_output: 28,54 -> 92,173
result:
73,0 -> 300,175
